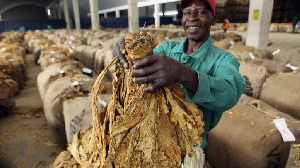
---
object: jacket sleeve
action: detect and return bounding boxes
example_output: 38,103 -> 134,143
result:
183,55 -> 246,113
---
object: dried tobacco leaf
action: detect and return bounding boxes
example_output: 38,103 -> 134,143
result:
55,31 -> 205,167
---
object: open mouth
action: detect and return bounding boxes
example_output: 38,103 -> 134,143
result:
187,26 -> 201,30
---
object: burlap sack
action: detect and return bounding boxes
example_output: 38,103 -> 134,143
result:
227,49 -> 251,62
253,49 -> 272,59
43,75 -> 95,143
272,48 -> 300,66
80,46 -> 99,70
11,61 -> 27,90
239,62 -> 268,98
37,62 -> 84,102
37,63 -> 62,102
72,45 -> 87,61
94,48 -> 109,74
39,53 -> 69,71
211,32 -> 226,41
251,58 -> 292,75
0,81 -> 13,100
260,71 -> 300,120
270,24 -> 279,32
63,93 -> 112,143
206,94 -> 300,168
3,79 -> 19,96
225,32 -> 242,42
213,38 -> 232,50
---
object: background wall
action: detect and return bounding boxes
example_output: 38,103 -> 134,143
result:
2,5 -> 48,20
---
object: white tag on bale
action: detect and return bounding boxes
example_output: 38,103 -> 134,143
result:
249,52 -> 255,60
72,81 -> 80,86
82,68 -> 92,74
273,118 -> 296,142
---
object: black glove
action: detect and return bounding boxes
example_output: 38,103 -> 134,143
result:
243,75 -> 253,97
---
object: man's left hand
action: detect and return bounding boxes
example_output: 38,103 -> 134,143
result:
132,54 -> 183,93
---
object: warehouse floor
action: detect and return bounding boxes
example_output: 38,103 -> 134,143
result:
0,30 -> 299,168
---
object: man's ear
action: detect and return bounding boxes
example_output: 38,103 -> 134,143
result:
211,15 -> 216,26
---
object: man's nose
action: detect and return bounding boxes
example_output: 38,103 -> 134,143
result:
188,11 -> 198,21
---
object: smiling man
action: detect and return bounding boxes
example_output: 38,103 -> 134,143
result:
114,0 -> 246,167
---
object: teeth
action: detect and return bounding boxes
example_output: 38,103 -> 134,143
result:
189,27 -> 199,29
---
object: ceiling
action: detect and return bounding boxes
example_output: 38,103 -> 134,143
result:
0,0 -> 58,14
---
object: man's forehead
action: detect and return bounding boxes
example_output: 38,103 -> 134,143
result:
183,5 -> 207,10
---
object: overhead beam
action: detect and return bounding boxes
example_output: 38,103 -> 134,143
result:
46,0 -> 60,9
87,0 -> 180,15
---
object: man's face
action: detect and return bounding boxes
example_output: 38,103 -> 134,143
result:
181,0 -> 215,42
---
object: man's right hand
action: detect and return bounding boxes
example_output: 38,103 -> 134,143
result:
112,37 -> 128,69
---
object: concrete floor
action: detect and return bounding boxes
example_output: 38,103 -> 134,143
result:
0,30 -> 299,168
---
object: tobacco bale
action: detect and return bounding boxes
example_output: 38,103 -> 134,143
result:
253,49 -> 272,60
239,62 -> 268,98
94,48 -> 109,74
72,45 -> 87,61
250,58 -> 292,75
225,32 -> 242,42
213,38 -> 233,50
211,32 -> 226,41
63,93 -> 112,143
260,71 -> 300,120
43,75 -> 95,144
271,48 -> 300,66
11,60 -> 27,90
37,62 -> 83,103
231,44 -> 255,52
206,94 -> 300,168
270,24 -> 279,32
80,46 -> 99,70
39,53 -> 69,71
227,49 -> 251,62
2,79 -> 19,96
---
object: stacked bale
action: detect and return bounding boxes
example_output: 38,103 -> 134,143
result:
260,71 -> 300,120
206,94 -> 300,168
0,31 -> 27,116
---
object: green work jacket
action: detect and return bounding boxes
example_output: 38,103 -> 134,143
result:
153,37 -> 246,149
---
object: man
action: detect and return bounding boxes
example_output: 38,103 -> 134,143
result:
113,0 -> 245,167
292,17 -> 297,33
222,18 -> 229,33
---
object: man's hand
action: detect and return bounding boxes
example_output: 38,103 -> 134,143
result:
132,54 -> 198,93
112,37 -> 128,69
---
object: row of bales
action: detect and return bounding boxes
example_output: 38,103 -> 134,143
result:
160,22 -> 300,33
0,31 -> 28,117
210,31 -> 300,168
20,27 -> 300,167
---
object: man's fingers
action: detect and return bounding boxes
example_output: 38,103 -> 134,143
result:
119,37 -> 126,54
133,54 -> 159,69
112,42 -> 120,58
133,72 -> 158,84
112,38 -> 128,69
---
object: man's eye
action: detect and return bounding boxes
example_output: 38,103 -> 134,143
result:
184,12 -> 191,15
198,11 -> 205,14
